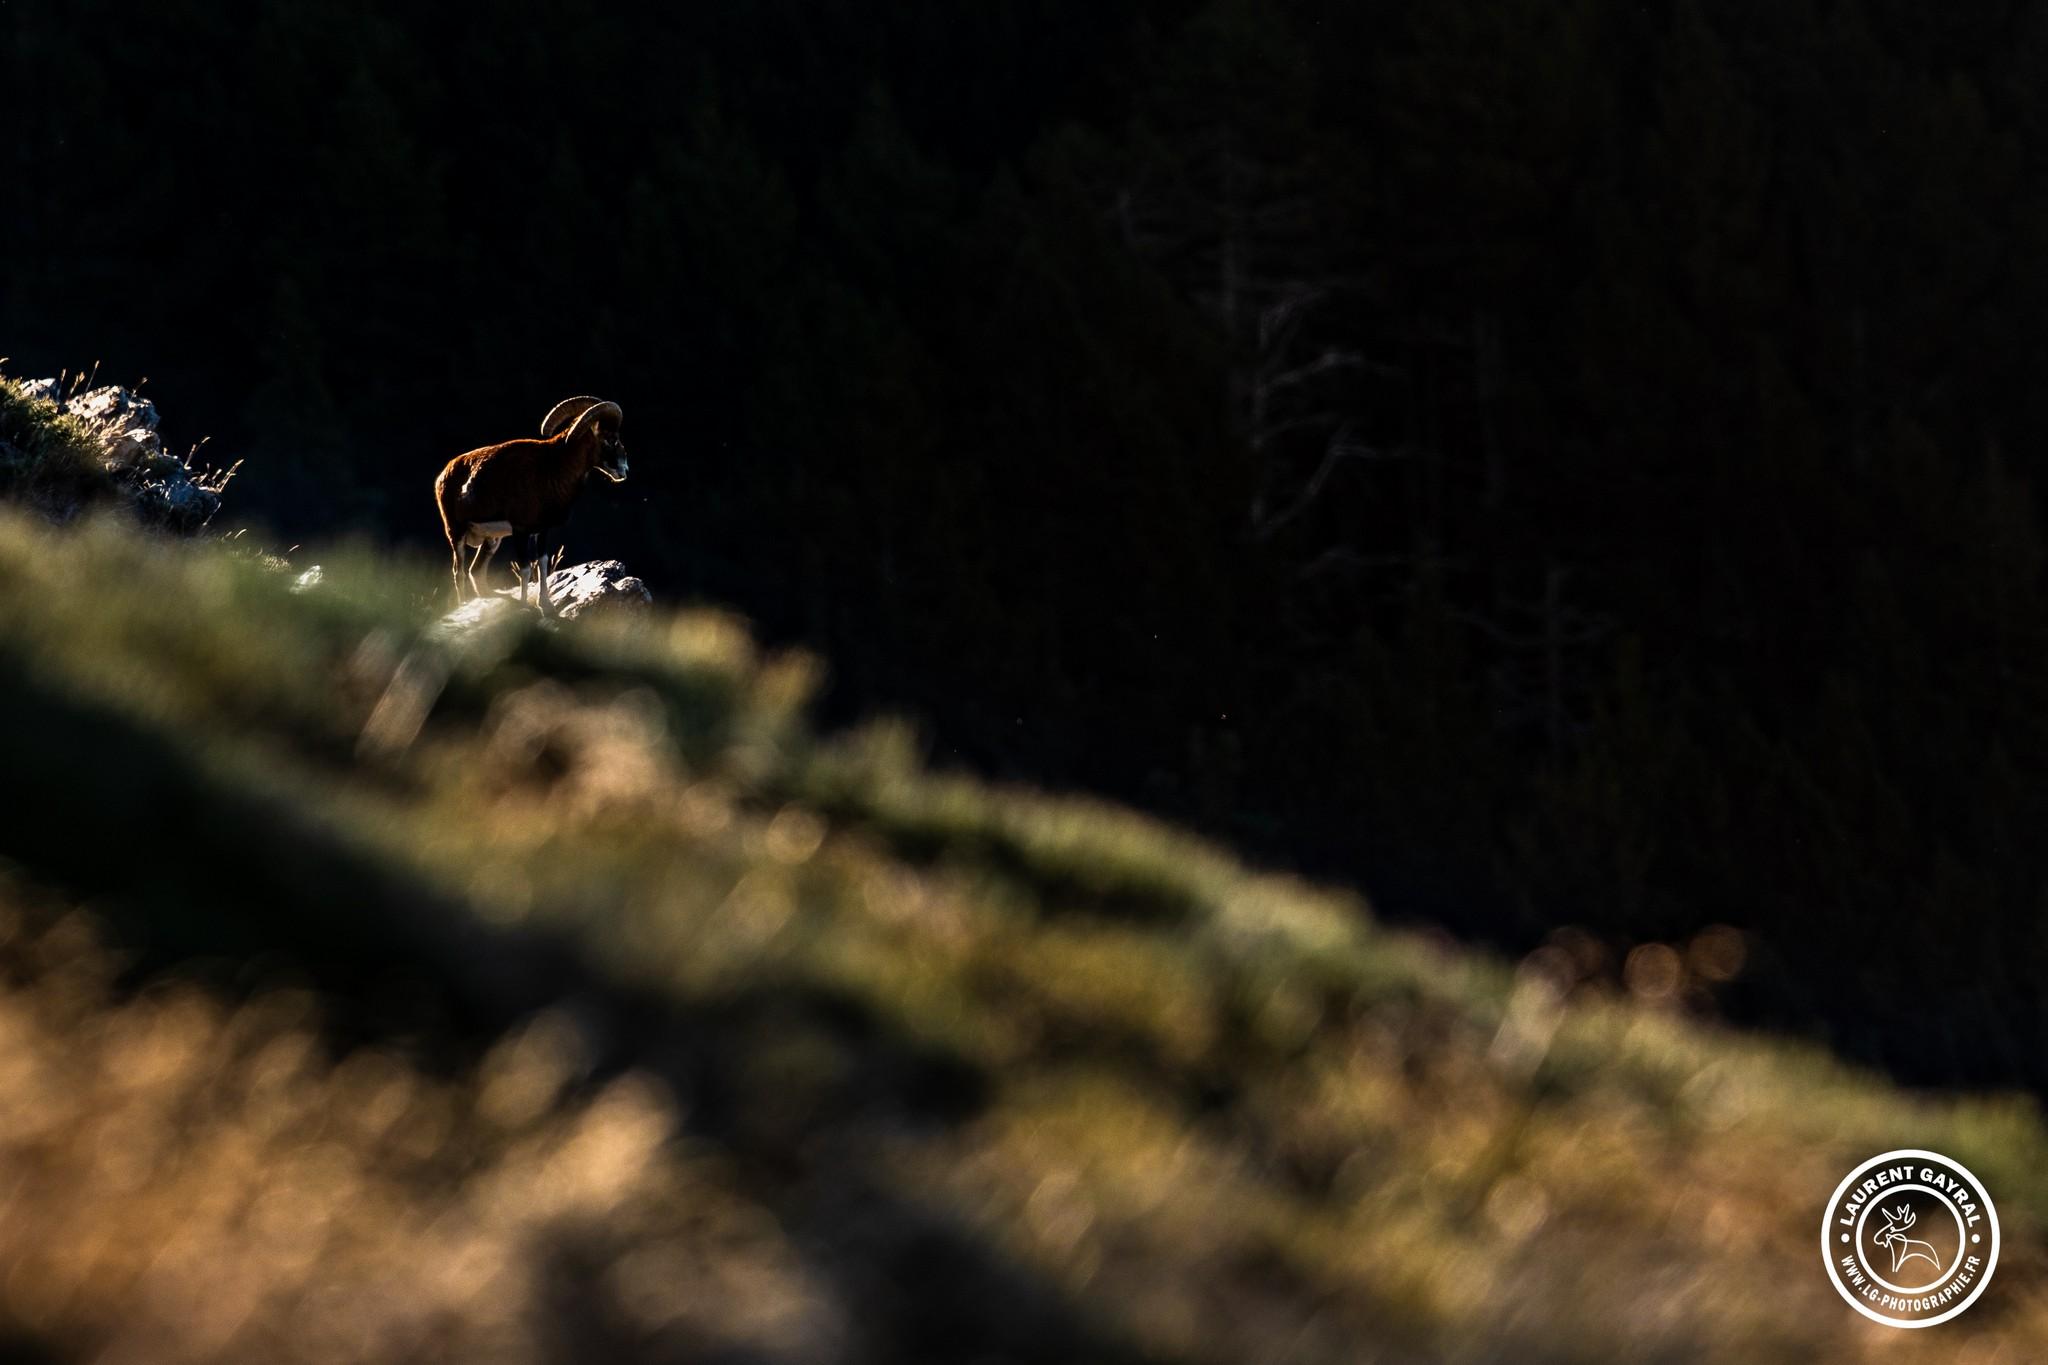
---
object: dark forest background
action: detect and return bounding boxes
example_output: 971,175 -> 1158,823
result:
9,0 -> 2048,1089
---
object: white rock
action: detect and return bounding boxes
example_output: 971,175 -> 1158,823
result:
65,384 -> 162,438
436,559 -> 653,635
535,559 -> 652,618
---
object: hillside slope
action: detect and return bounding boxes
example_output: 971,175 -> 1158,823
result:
0,505 -> 2042,1363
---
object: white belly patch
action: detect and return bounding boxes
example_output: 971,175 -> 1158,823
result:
463,520 -> 513,545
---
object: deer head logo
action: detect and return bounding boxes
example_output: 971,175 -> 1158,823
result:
1872,1203 -> 1943,1276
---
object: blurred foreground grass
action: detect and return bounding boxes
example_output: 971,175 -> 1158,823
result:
0,508 -> 2043,1364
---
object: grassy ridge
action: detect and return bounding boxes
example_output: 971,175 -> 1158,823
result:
0,508 -> 2042,1363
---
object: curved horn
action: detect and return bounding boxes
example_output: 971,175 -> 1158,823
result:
541,395 -> 606,438
564,400 -> 623,443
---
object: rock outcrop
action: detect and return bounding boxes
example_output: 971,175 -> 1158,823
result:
10,378 -> 235,531
436,558 -> 652,634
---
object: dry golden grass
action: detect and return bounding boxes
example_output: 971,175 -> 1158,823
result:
0,507 -> 2045,1362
